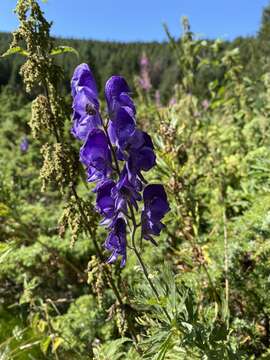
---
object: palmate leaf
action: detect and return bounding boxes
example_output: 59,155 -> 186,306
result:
153,331 -> 174,360
50,46 -> 79,57
93,337 -> 132,360
1,46 -> 29,58
0,242 -> 15,264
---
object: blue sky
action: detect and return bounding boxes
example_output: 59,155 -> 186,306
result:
0,0 -> 269,42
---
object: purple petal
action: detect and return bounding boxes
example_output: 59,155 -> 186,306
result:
71,63 -> 98,98
105,76 -> 135,118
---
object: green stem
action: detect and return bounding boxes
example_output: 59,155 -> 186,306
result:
103,123 -> 121,176
223,206 -> 229,328
129,204 -> 171,322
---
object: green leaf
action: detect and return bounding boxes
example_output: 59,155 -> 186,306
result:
37,319 -> 47,333
1,46 -> 29,58
52,337 -> 64,353
40,336 -> 51,355
50,46 -> 79,57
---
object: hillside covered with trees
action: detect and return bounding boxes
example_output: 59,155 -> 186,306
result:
1,3 -> 270,103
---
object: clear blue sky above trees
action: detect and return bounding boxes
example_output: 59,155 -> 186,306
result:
0,0 -> 269,42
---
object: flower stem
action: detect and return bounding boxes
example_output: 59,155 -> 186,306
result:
103,122 -> 121,176
129,203 -> 171,322
223,206 -> 229,329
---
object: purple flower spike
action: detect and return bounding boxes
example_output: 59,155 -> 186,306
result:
71,64 -> 170,267
105,75 -> 136,119
104,217 -> 127,267
141,184 -> 170,244
71,63 -> 98,98
80,129 -> 112,182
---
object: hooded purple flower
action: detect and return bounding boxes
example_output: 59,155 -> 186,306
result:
125,130 -> 156,181
141,184 -> 170,244
71,64 -> 101,140
104,217 -> 127,267
95,179 -> 115,224
112,169 -> 142,212
71,63 -> 98,97
80,129 -> 112,182
20,137 -> 29,153
105,76 -> 136,119
107,106 -> 136,155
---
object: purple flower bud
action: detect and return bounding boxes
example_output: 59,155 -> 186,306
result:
104,217 -> 127,267
80,129 -> 112,182
141,184 -> 170,244
20,137 -> 29,153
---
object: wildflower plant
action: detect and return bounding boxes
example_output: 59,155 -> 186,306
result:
71,63 -> 170,268
139,52 -> 152,92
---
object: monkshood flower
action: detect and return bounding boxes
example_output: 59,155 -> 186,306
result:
105,75 -> 136,119
141,184 -> 170,244
20,137 -> 29,153
71,64 -> 101,141
126,130 -> 156,181
104,217 -> 127,267
95,179 -> 115,225
80,129 -> 112,182
71,64 -> 169,266
107,106 -> 136,156
71,63 -> 98,98
112,169 -> 142,212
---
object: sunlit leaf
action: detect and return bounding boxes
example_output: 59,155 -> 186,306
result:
40,336 -> 51,355
1,46 -> 29,58
52,337 -> 64,353
50,46 -> 79,57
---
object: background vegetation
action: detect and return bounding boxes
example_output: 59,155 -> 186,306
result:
2,1 -> 270,359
